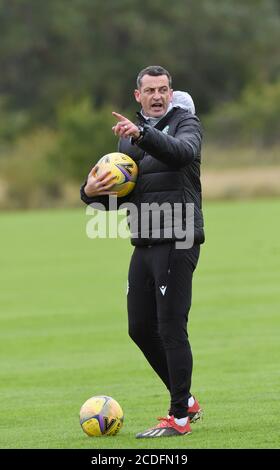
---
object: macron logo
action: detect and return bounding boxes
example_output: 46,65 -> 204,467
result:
159,285 -> 167,296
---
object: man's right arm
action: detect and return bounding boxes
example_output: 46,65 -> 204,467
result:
80,167 -> 131,210
80,182 -> 110,209
80,167 -> 116,209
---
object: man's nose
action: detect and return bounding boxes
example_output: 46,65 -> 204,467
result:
153,90 -> 161,100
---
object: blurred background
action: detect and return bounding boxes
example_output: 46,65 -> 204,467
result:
0,0 -> 279,209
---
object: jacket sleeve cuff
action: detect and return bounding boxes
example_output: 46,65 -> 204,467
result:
80,182 -> 95,205
131,124 -> 148,145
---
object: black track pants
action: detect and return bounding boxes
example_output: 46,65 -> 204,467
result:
127,242 -> 200,418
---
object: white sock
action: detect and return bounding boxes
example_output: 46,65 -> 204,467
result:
174,417 -> 188,426
188,396 -> 195,407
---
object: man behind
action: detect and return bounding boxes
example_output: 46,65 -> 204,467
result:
81,65 -> 204,438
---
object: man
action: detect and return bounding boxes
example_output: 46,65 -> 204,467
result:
81,65 -> 204,438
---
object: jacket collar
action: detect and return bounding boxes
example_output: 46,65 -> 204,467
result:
136,106 -> 178,130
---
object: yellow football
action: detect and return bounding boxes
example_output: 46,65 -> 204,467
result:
80,395 -> 124,437
94,152 -> 138,197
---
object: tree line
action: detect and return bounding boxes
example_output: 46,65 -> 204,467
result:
0,0 -> 279,208
0,0 -> 279,121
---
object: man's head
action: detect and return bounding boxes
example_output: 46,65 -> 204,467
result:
134,65 -> 173,118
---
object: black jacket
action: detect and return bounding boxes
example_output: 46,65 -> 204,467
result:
80,107 -> 205,246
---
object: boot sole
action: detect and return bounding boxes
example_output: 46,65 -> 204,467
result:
189,409 -> 203,423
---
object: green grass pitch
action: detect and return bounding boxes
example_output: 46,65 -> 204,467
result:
0,199 -> 279,449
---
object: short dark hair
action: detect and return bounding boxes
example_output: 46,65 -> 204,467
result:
136,65 -> 172,89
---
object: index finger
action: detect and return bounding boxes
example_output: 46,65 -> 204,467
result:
112,111 -> 127,121
95,170 -> 113,181
88,166 -> 111,180
88,165 -> 98,177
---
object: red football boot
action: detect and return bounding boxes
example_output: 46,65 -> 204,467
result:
188,397 -> 203,423
136,415 -> 191,438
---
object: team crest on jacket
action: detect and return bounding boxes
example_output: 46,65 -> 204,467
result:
162,126 -> 169,135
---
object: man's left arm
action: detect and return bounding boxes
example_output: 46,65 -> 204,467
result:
136,115 -> 202,167
112,111 -> 202,168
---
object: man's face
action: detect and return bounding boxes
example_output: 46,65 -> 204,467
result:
134,74 -> 173,118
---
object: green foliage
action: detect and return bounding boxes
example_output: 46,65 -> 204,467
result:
0,128 -> 61,209
0,98 -> 30,142
205,81 -> 280,146
0,1 -> 280,208
50,99 -> 120,181
0,0 -> 279,119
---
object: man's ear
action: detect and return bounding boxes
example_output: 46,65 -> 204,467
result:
134,89 -> 141,104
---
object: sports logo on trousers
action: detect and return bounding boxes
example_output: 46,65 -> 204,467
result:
159,285 -> 167,296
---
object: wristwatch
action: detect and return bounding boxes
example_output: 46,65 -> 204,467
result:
132,125 -> 145,144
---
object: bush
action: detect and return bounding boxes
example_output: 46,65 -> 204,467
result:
0,128 -> 61,209
0,98 -> 30,143
205,81 -> 280,147
50,99 -> 123,182
0,99 -> 134,208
